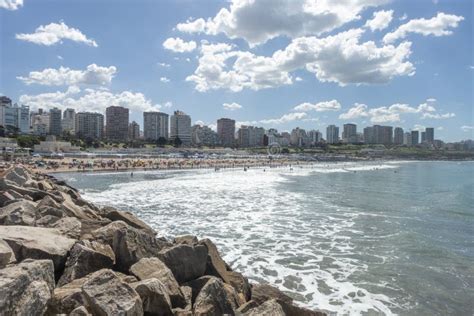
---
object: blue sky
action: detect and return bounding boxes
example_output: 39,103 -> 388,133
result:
0,0 -> 472,141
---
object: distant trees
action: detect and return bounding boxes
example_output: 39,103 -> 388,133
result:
173,137 -> 182,148
157,137 -> 167,147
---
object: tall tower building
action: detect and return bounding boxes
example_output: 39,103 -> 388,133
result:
394,127 -> 404,145
170,110 -> 191,145
217,118 -> 235,147
106,106 -> 129,141
62,108 -> 76,134
411,130 -> 419,146
425,127 -> 434,143
75,112 -> 104,140
143,112 -> 169,140
342,123 -> 357,143
326,125 -> 339,144
128,121 -> 140,140
49,108 -> 62,136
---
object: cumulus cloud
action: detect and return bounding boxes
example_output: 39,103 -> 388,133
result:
223,102 -> 242,110
339,101 -> 453,123
365,10 -> 393,31
17,64 -> 116,86
461,125 -> 473,132
187,29 -> 415,92
0,0 -> 23,10
383,12 -> 464,44
16,21 -> 98,46
176,0 -> 389,46
162,37 -> 196,53
160,77 -> 170,83
19,87 -> 160,113
157,62 -> 170,67
294,100 -> 341,112
260,112 -> 307,125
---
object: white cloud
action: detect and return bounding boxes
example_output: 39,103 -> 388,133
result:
160,77 -> 170,83
294,100 -> 341,112
383,12 -> 464,44
157,62 -> 170,67
16,21 -> 98,46
176,0 -> 389,46
365,10 -> 393,31
426,97 -> 436,102
0,0 -> 23,10
187,28 -> 415,92
194,120 -> 205,126
19,87 -> 160,113
223,102 -> 242,110
295,76 -> 303,82
421,112 -> 455,119
260,112 -> 307,125
437,126 -> 444,130
160,101 -> 173,108
339,103 -> 369,120
413,124 -> 426,131
461,125 -> 473,132
162,37 -> 196,53
57,55 -> 63,60
399,13 -> 408,21
17,64 -> 116,86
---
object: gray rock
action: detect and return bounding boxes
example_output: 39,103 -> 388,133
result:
48,276 -> 89,314
200,238 -> 251,301
158,244 -> 208,283
90,220 -> 165,272
0,191 -> 16,207
51,216 -> 82,239
235,300 -> 259,314
278,301 -> 327,316
193,276 -> 235,316
250,283 -> 293,305
180,285 -> 193,311
0,199 -> 38,226
58,240 -> 115,286
102,206 -> 155,234
82,269 -> 143,316
130,257 -> 186,308
0,225 -> 76,276
174,235 -> 198,245
69,305 -> 92,316
131,278 -> 173,316
242,299 -> 285,316
172,308 -> 193,316
0,239 -> 16,268
4,168 -> 28,186
0,259 -> 55,315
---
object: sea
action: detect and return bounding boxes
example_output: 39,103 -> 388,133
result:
55,160 -> 474,315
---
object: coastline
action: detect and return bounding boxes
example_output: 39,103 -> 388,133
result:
0,165 -> 327,315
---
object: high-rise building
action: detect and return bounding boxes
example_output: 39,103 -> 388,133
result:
308,130 -> 323,145
2,103 -> 30,133
170,110 -> 191,145
143,112 -> 169,141
394,127 -> 404,145
238,126 -> 251,147
75,112 -> 104,140
49,108 -> 62,136
61,108 -> 75,134
290,128 -> 308,147
326,125 -> 339,144
342,123 -> 357,143
363,126 -> 375,144
411,130 -> 419,146
425,127 -> 434,143
217,118 -> 235,147
106,106 -> 129,141
192,124 -> 219,146
31,113 -> 49,136
403,132 -> 412,146
421,131 -> 426,143
128,121 -> 140,140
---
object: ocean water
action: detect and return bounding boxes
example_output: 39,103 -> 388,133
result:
55,161 -> 474,315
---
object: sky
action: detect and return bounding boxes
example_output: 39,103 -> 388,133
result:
0,0 -> 472,141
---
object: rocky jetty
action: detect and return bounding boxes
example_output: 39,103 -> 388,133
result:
0,166 -> 326,316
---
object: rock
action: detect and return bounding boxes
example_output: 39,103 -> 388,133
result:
200,238 -> 251,301
69,306 -> 92,316
102,206 -> 155,234
158,244 -> 208,283
223,283 -> 243,309
38,180 -> 54,191
250,283 -> 293,305
48,276 -> 89,314
0,259 -> 55,315
193,276 -> 235,316
58,240 -> 115,286
79,218 -> 112,238
4,168 -> 28,186
82,269 -> 143,316
174,235 -> 198,245
50,216 -> 82,239
131,278 -> 173,316
278,302 -> 327,316
180,285 -> 193,311
0,191 -> 16,207
130,257 -> 186,308
0,225 -> 76,276
235,300 -> 259,314
242,299 -> 285,316
184,275 -> 215,304
0,239 -> 16,268
0,199 -> 38,226
172,308 -> 193,316
90,220 -> 164,272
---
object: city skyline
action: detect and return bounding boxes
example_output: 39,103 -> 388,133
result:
0,0 -> 472,142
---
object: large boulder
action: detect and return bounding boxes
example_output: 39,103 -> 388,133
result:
158,244 -> 208,283
0,259 -> 55,315
193,276 -> 235,316
3,167 -> 28,186
131,278 -> 173,316
129,257 -> 185,307
0,239 -> 16,268
174,235 -> 198,245
48,276 -> 89,314
250,283 -> 293,305
101,206 -> 155,234
81,269 -> 143,316
69,306 -> 92,316
0,199 -> 38,226
90,220 -> 165,272
58,240 -> 115,286
242,299 -> 285,316
50,216 -> 82,239
0,225 -> 76,276
200,238 -> 250,301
